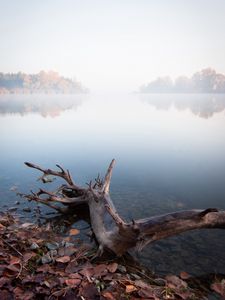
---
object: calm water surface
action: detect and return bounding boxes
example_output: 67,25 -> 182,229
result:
0,93 -> 225,277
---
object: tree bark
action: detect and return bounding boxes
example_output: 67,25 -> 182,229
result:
23,160 -> 225,256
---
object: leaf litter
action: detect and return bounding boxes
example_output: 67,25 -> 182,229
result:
0,211 -> 223,299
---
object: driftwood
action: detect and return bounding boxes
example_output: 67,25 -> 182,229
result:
24,160 -> 225,256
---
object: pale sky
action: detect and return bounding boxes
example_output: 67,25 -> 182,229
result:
1,0 -> 225,92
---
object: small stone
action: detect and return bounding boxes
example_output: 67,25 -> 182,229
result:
45,242 -> 59,250
23,207 -> 31,212
8,207 -> 17,212
60,240 -> 66,247
49,250 -> 58,258
30,242 -> 39,250
118,265 -> 126,273
131,273 -> 141,280
10,185 -> 18,191
15,201 -> 20,205
41,254 -> 52,264
64,242 -> 74,247
154,278 -> 166,286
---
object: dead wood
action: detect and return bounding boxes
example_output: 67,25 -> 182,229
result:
23,160 -> 225,256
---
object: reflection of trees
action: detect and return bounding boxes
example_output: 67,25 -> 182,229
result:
0,95 -> 87,118
140,94 -> 225,119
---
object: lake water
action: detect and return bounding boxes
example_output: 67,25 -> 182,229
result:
0,93 -> 225,278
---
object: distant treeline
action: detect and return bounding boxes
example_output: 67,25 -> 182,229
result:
140,68 -> 225,93
0,71 -> 88,94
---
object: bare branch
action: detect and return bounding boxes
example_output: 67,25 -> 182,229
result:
102,159 -> 115,194
134,208 -> 225,250
24,160 -> 225,256
24,162 -> 83,191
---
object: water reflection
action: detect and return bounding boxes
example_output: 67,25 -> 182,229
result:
140,93 -> 225,118
0,93 -> 225,280
0,94 -> 87,117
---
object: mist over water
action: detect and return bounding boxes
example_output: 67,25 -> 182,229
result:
0,93 -> 225,276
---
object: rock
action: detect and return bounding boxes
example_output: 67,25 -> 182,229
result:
64,242 -> 74,247
154,278 -> 166,286
23,207 -> 31,213
45,242 -> 60,251
118,265 -> 126,273
10,185 -> 18,191
130,273 -> 141,280
15,201 -> 20,205
8,207 -> 18,212
30,242 -> 39,250
41,254 -> 52,264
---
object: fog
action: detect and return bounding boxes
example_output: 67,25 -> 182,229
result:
1,0 -> 225,92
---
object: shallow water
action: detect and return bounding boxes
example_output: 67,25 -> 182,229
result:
0,93 -> 225,277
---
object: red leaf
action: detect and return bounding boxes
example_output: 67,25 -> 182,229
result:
180,271 -> 190,280
65,278 -> 81,286
9,256 -> 21,265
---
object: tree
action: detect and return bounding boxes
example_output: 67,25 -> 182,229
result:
23,160 -> 225,256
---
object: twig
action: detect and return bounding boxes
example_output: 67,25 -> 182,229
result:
0,237 -> 23,257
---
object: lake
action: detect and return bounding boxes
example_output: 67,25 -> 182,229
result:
0,93 -> 225,277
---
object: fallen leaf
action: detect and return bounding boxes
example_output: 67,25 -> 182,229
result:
211,282 -> 225,297
69,228 -> 80,236
125,284 -> 137,293
0,277 -> 10,288
65,261 -> 79,274
79,282 -> 99,298
107,262 -> 118,273
37,264 -> 51,273
10,256 -> 21,265
56,256 -> 70,263
102,291 -> 116,300
166,275 -> 187,289
180,271 -> 190,280
65,278 -> 81,286
93,264 -> 108,277
20,222 -> 33,228
68,273 -> 82,279
23,252 -> 36,262
4,264 -> 21,277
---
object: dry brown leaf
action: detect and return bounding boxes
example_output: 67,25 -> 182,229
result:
65,261 -> 79,274
180,271 -> 190,280
102,291 -> 116,300
93,264 -> 108,277
107,262 -> 118,273
211,282 -> 225,297
166,275 -> 187,289
9,256 -> 21,265
69,228 -> 80,236
125,284 -> 137,293
68,273 -> 82,279
56,256 -> 70,263
65,278 -> 81,286
23,252 -> 36,262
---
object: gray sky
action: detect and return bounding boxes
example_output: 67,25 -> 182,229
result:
1,0 -> 225,92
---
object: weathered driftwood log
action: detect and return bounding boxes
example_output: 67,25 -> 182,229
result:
24,160 -> 225,256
